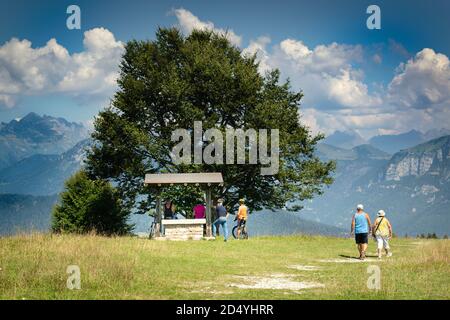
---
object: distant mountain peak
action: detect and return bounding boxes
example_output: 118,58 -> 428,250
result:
317,143 -> 390,161
0,113 -> 89,170
352,144 -> 391,159
20,112 -> 41,122
334,129 -> 362,137
322,130 -> 366,149
423,128 -> 450,141
0,112 -> 85,142
406,134 -> 450,153
369,128 -> 450,154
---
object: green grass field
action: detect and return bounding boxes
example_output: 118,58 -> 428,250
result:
0,233 -> 448,299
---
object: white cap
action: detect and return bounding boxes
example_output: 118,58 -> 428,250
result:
377,210 -> 386,217
356,204 -> 364,210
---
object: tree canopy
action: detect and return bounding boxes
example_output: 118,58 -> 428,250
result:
86,27 -> 335,217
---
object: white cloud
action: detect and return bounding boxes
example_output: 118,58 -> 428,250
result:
279,39 -> 363,75
160,11 -> 449,137
1,8 -> 448,139
326,69 -> 382,108
388,39 -> 410,58
388,48 -> 450,109
173,8 -> 242,46
302,107 -> 415,139
0,94 -> 15,108
303,102 -> 450,139
301,108 -> 338,136
172,9 -> 382,114
244,35 -> 450,137
279,39 -> 311,61
242,36 -> 272,73
372,53 -> 382,64
261,39 -> 381,110
242,37 -> 390,136
0,27 -> 124,108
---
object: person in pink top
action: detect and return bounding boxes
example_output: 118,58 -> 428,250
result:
193,201 -> 206,219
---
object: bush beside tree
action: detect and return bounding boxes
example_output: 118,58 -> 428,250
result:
52,170 -> 131,235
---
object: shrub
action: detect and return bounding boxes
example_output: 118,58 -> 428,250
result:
52,171 -> 131,235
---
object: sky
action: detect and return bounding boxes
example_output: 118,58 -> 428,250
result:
0,0 -> 449,138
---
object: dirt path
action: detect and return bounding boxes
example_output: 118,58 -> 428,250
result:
229,273 -> 324,291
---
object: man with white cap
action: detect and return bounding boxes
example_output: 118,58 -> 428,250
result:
372,210 -> 393,259
350,204 -> 372,260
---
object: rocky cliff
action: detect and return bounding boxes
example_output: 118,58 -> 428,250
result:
384,135 -> 450,181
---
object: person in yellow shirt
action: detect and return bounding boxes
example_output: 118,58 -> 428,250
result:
372,210 -> 393,259
236,199 -> 248,239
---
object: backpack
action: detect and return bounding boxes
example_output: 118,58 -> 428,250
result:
373,217 -> 384,237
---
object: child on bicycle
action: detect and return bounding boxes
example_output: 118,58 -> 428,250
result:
236,199 -> 248,239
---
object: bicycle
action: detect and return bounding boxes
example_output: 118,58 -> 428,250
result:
149,220 -> 157,239
232,218 -> 249,239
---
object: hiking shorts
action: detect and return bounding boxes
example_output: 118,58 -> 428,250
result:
376,235 -> 390,249
355,233 -> 368,244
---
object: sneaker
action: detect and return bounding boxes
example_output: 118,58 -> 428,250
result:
387,252 -> 392,257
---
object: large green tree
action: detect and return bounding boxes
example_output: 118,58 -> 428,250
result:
86,27 -> 335,216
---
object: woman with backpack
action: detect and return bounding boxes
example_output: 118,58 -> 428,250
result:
372,210 -> 393,259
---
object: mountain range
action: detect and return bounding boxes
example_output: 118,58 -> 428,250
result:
323,128 -> 450,154
322,130 -> 366,149
0,113 -> 449,236
0,112 -> 88,170
0,139 -> 90,195
306,136 -> 450,236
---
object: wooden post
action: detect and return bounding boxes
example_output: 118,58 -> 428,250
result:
205,186 -> 212,237
155,189 -> 161,237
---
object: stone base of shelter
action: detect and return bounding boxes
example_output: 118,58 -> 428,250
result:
158,218 -> 207,241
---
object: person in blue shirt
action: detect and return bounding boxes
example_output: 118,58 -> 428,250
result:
350,204 -> 372,260
212,199 -> 228,242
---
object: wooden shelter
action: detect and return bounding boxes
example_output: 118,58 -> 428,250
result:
144,172 -> 224,239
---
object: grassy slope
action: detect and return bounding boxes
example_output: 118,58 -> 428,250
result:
0,234 -> 448,300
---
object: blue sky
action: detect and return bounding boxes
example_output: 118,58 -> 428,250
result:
0,0 -> 449,138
